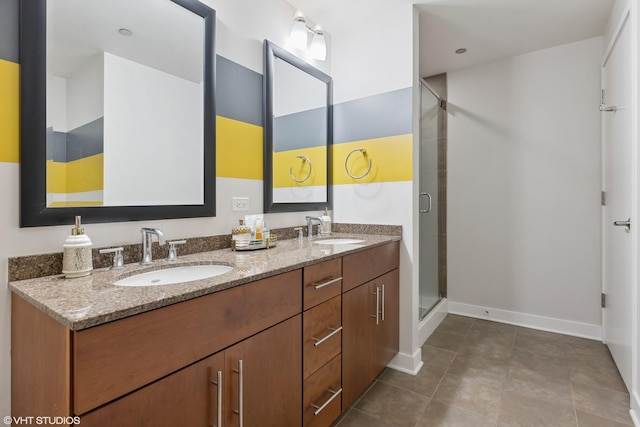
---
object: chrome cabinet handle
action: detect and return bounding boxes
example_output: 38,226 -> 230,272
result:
210,371 -> 223,427
313,326 -> 343,346
314,276 -> 342,290
311,388 -> 343,416
381,284 -> 385,321
232,360 -> 244,427
419,192 -> 432,213
613,218 -> 631,230
370,287 -> 380,325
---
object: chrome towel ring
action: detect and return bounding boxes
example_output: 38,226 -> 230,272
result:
345,148 -> 372,179
289,155 -> 312,183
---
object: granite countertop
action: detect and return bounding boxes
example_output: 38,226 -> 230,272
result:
9,233 -> 400,331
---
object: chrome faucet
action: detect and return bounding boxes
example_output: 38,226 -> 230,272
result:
305,216 -> 325,239
140,227 -> 166,265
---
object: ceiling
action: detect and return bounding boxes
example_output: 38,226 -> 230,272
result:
286,0 -> 615,78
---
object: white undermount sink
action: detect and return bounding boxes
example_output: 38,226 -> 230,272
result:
313,238 -> 365,245
113,264 -> 233,287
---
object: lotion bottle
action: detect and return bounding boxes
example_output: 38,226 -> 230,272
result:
321,208 -> 332,236
62,216 -> 93,278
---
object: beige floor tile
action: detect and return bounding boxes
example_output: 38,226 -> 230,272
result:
355,381 -> 429,427
447,354 -> 509,388
457,330 -> 514,362
335,408 -> 393,427
425,330 -> 466,352
503,365 -> 573,407
576,411 -> 634,427
498,391 -> 577,427
379,366 -> 444,398
433,372 -> 503,419
421,344 -> 456,373
568,357 -> 628,393
471,319 -> 517,334
509,347 -> 570,379
416,400 -> 498,427
564,336 -> 612,363
512,332 -> 567,359
572,382 -> 633,425
435,315 -> 474,337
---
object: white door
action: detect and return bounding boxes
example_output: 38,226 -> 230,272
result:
602,9 -> 633,392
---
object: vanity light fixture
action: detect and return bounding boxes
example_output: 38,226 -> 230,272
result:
289,11 -> 327,61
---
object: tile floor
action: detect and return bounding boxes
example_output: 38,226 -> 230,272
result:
333,314 -> 634,427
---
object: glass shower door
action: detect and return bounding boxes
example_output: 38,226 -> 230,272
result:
419,81 -> 442,319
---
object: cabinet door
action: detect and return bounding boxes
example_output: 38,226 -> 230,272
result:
376,269 -> 399,373
342,282 -> 378,409
224,315 -> 302,427
80,352 -> 225,427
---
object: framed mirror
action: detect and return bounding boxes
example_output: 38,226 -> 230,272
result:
263,40 -> 332,213
19,0 -> 216,227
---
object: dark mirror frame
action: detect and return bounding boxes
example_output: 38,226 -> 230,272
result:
263,40 -> 332,213
19,0 -> 216,227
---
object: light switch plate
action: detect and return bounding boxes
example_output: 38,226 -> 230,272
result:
232,197 -> 250,211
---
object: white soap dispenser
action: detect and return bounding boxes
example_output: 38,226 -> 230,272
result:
321,208 -> 332,236
62,216 -> 94,278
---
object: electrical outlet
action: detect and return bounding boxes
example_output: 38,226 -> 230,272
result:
232,197 -> 250,211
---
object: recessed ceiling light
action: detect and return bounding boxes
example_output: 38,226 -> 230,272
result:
455,48 -> 467,54
118,28 -> 133,37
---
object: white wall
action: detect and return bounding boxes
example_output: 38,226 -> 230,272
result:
447,37 -> 604,337
103,52 -> 202,206
66,54 -> 104,131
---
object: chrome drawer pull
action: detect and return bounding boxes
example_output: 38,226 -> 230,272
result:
313,276 -> 342,290
210,371 -> 223,427
313,326 -> 343,346
232,360 -> 244,427
312,388 -> 343,416
381,284 -> 385,321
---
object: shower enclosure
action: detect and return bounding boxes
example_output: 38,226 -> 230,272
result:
419,78 -> 446,320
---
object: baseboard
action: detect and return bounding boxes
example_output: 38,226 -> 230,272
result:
631,391 -> 640,427
418,298 -> 448,346
448,301 -> 602,340
387,349 -> 423,375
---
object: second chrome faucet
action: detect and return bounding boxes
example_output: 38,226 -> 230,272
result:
140,227 -> 165,265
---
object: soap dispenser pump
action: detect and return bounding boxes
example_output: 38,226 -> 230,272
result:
62,216 -> 94,278
321,208 -> 332,236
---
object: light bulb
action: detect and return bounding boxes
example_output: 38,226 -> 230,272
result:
310,25 -> 326,61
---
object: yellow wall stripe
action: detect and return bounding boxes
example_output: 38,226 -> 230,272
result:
0,59 -> 19,163
332,134 -> 413,185
216,116 -> 263,180
272,146 -> 327,188
49,201 -> 103,207
46,154 -> 104,194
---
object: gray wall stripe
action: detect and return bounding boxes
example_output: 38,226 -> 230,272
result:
334,87 -> 412,144
47,118 -> 105,163
273,107 -> 326,152
216,55 -> 263,127
0,0 -> 19,63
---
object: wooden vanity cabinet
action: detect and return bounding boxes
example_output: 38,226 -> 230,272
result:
341,242 -> 400,409
302,259 -> 343,427
81,316 -> 301,426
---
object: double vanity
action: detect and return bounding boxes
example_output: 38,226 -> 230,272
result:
10,231 -> 400,426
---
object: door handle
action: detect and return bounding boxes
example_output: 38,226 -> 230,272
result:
419,192 -> 432,213
613,218 -> 631,230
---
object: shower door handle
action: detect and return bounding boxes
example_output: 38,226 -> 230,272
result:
613,218 -> 631,230
419,192 -> 432,213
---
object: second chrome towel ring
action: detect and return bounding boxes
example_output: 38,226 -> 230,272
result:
289,155 -> 312,183
345,148 -> 372,179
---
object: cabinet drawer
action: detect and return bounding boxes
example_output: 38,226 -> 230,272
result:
73,269 -> 302,415
303,295 -> 342,379
303,258 -> 342,310
343,241 -> 399,292
303,355 -> 342,427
